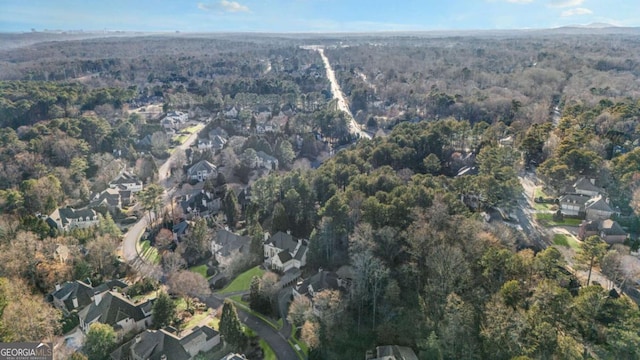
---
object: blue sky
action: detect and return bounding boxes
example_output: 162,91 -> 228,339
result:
0,0 -> 637,32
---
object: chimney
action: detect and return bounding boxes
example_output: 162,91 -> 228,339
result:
94,291 -> 103,305
135,335 -> 142,344
55,283 -> 61,291
72,297 -> 79,309
160,356 -> 167,360
590,178 -> 595,185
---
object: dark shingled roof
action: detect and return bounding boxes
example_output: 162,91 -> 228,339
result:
214,229 -> 250,257
559,194 -> 590,205
599,219 -> 626,236
296,270 -> 340,297
78,292 -> 152,328
267,231 -> 298,253
573,177 -> 603,194
277,249 -> 293,263
110,326 -> 219,360
109,172 -> 142,186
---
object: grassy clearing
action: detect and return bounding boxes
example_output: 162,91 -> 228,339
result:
183,312 -> 209,330
535,213 -> 583,227
183,124 -> 204,134
140,240 -> 160,264
189,264 -> 209,279
260,339 -> 277,360
218,266 -> 265,294
533,187 -> 556,211
553,234 -> 581,250
172,134 -> 189,145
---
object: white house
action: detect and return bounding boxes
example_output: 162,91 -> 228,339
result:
187,160 -> 217,182
109,171 -> 143,193
256,151 -> 278,170
264,232 -> 308,272
46,207 -> 99,231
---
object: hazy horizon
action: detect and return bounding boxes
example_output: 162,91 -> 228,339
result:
1,0 -> 638,33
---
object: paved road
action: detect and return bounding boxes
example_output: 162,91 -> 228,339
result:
202,294 -> 300,360
121,128 -> 200,279
316,48 -> 371,140
121,128 -> 201,263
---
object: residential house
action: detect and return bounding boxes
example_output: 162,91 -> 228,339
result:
208,127 -> 228,140
110,325 -> 220,360
209,135 -> 228,151
173,219 -> 190,242
224,106 -> 239,119
264,232 -> 308,272
256,151 -> 278,170
161,111 -> 189,131
50,280 -> 128,315
365,345 -> 419,360
187,160 -> 217,182
47,207 -> 99,231
196,139 -> 214,150
585,195 -> 616,221
292,270 -> 347,316
558,194 -> 591,217
180,190 -> 220,218
578,219 -> 628,244
78,291 -> 153,337
211,229 -> 251,263
90,188 -> 123,212
572,177 -> 604,198
109,172 -> 143,193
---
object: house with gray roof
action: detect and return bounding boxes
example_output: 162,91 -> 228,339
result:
110,325 -> 220,360
559,194 -> 591,217
187,160 -> 217,182
180,190 -> 221,218
47,207 -> 99,231
212,229 -> 251,260
78,291 -> 153,337
256,151 -> 278,170
578,219 -> 627,244
50,279 -> 128,315
264,232 -> 308,272
109,171 -> 143,193
572,177 -> 604,197
585,195 -> 617,221
366,345 -> 419,360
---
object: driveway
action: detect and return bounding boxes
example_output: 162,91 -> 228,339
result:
201,294 -> 299,360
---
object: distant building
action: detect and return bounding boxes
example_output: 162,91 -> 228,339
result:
584,195 -> 616,221
47,207 -> 99,231
256,151 -> 278,170
572,177 -> 604,198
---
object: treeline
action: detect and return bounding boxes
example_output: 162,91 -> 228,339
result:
246,119 -> 639,359
0,81 -> 135,128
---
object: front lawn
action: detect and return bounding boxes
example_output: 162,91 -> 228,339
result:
553,234 -> 580,250
535,213 -> 582,227
260,339 -> 277,360
189,264 -> 209,279
218,266 -> 265,294
534,187 -> 556,211
140,240 -> 161,264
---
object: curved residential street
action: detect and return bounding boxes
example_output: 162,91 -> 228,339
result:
317,48 -> 372,140
202,294 -> 300,360
121,129 -> 200,263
